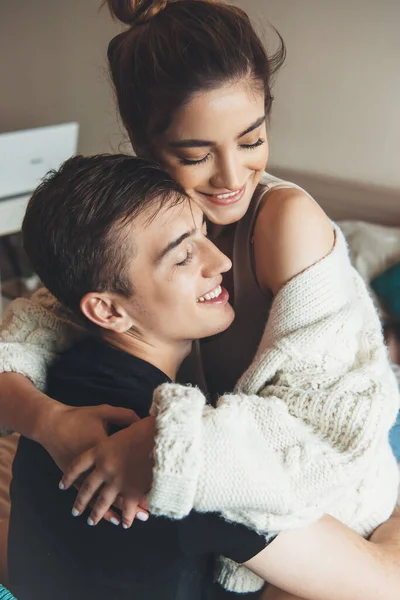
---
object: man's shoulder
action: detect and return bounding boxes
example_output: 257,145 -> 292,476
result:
46,337 -> 167,416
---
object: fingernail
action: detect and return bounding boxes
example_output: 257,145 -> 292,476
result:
136,511 -> 149,522
87,518 -> 94,526
59,481 -> 65,490
71,508 -> 80,517
110,517 -> 120,527
122,522 -> 129,529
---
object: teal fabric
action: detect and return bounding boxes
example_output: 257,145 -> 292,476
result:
371,261 -> 400,320
371,263 -> 400,458
0,586 -> 16,600
390,411 -> 400,461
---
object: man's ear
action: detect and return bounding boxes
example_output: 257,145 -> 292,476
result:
80,293 -> 134,333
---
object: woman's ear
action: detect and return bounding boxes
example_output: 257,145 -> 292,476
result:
80,293 -> 134,333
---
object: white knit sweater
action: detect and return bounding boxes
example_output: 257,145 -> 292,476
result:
147,226 -> 400,592
0,227 -> 398,594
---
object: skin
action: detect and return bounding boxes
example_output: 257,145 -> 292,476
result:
0,80 -> 399,599
80,199 -> 234,380
157,81 -> 269,227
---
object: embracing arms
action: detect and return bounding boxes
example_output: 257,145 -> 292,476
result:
66,191 -> 398,529
0,293 -> 136,517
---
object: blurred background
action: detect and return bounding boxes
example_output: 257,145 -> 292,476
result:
1,0 -> 400,311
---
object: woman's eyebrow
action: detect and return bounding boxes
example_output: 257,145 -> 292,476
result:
168,115 -> 266,149
237,115 -> 265,139
169,139 -> 211,149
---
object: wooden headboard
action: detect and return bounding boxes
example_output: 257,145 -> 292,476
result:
271,168 -> 400,226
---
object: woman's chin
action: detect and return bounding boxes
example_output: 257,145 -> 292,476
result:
199,197 -> 252,226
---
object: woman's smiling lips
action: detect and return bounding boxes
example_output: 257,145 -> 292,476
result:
200,183 -> 247,206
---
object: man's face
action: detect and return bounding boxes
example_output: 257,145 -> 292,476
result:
121,199 -> 234,346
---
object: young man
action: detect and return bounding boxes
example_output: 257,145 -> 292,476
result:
8,154 -> 269,600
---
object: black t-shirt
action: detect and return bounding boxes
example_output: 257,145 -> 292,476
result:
9,338 -> 268,600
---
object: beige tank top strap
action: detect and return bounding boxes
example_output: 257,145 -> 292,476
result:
233,174 -> 285,295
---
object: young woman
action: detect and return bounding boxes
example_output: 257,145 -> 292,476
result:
1,1 -> 400,599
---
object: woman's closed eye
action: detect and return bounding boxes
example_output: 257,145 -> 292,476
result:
179,154 -> 211,166
241,138 -> 265,150
179,138 -> 265,166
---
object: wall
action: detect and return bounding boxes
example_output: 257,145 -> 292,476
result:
0,0 -> 123,155
1,0 -> 399,194
245,0 -> 400,190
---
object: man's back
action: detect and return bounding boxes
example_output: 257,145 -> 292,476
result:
8,337 -> 264,600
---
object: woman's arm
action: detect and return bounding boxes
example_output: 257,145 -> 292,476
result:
59,190 -> 399,594
61,191 -> 396,527
252,187 -> 335,296
248,512 -> 400,600
0,292 -> 136,475
0,372 -> 63,441
0,373 -> 136,472
0,290 -> 85,397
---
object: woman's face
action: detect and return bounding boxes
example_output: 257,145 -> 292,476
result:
157,80 -> 269,226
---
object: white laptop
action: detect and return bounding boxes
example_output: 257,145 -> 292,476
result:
0,122 -> 79,200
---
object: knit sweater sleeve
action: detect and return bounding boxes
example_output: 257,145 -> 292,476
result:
147,227 -> 399,529
0,288 -> 86,393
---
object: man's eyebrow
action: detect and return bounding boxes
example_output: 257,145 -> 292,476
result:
156,227 -> 196,263
168,116 -> 266,149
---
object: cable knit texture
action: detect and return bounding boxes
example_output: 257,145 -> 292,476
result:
148,226 -> 400,593
0,289 -> 85,436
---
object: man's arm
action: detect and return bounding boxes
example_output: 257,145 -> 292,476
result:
246,513 -> 400,600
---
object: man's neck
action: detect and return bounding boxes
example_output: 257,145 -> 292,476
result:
101,330 -> 191,381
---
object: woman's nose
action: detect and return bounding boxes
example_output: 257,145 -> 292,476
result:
211,153 -> 244,191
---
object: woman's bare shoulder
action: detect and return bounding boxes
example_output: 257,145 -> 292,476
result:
253,187 -> 334,295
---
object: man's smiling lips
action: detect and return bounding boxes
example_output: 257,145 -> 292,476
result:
196,284 -> 229,304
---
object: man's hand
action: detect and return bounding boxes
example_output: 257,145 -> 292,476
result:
59,416 -> 156,529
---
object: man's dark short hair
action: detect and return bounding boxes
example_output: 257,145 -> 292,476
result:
22,154 -> 187,316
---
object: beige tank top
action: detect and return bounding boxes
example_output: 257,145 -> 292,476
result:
178,172 -> 309,397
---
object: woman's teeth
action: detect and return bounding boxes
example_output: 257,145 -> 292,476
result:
215,190 -> 240,199
197,285 -> 222,303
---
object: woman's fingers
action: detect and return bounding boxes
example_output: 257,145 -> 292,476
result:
59,448 -> 96,491
87,485 -> 120,526
71,471 -> 105,517
101,405 -> 140,428
122,498 -> 148,529
138,497 -> 149,511
103,507 -> 121,527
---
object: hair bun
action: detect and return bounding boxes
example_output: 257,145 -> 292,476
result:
105,0 -> 169,26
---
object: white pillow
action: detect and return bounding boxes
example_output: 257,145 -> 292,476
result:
339,220 -> 400,321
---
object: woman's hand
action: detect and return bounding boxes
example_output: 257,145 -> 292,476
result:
59,416 -> 156,529
39,402 -> 139,526
40,402 -> 138,473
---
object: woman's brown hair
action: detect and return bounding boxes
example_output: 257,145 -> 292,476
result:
104,0 -> 285,155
